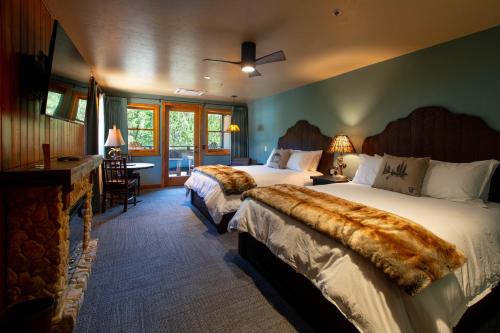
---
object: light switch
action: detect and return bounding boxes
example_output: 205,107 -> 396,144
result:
264,145 -> 268,152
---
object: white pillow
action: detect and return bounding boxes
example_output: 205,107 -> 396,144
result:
306,150 -> 323,171
265,148 -> 277,166
287,151 -> 316,171
352,154 -> 382,186
421,159 -> 497,202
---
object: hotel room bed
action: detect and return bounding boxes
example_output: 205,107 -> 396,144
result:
229,106 -> 500,332
186,120 -> 333,233
230,182 -> 500,332
185,165 -> 321,224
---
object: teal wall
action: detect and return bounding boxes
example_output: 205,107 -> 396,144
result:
109,93 -> 242,185
248,26 -> 500,176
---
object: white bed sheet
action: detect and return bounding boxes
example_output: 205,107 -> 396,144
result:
184,165 -> 322,223
228,182 -> 500,333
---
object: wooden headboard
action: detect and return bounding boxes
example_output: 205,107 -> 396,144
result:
277,120 -> 333,175
362,106 -> 500,202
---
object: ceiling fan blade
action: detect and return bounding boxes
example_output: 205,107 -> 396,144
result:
248,69 -> 261,78
255,51 -> 286,65
202,59 -> 241,65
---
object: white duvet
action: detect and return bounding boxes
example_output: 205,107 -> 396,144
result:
228,183 -> 500,333
184,165 -> 322,223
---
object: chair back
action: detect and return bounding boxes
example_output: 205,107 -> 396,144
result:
103,158 -> 128,184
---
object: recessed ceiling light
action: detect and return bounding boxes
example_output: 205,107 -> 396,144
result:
203,76 -> 211,80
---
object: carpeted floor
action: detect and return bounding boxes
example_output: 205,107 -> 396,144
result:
75,188 -> 313,333
75,188 -> 500,333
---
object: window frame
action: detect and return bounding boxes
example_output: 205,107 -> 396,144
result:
205,108 -> 232,156
127,103 -> 160,156
70,92 -> 87,123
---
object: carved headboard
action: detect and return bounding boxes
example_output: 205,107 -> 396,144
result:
277,120 -> 333,175
362,106 -> 500,202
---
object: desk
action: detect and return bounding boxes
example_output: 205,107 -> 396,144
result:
127,163 -> 154,197
127,162 -> 155,171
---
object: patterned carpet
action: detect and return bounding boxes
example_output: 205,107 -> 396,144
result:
74,188 -> 313,333
75,188 -> 499,333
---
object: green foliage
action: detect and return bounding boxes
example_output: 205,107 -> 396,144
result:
169,111 -> 194,148
46,91 -> 62,116
207,114 -> 222,131
75,99 -> 87,122
127,108 -> 155,149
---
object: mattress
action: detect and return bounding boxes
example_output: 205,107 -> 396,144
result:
228,182 -> 500,333
184,165 -> 322,223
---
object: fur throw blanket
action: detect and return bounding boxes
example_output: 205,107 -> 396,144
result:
242,184 -> 466,295
193,165 -> 257,195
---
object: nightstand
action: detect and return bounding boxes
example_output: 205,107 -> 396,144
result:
310,175 -> 349,186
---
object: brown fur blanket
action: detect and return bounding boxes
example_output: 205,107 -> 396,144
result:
242,184 -> 466,295
194,165 -> 257,195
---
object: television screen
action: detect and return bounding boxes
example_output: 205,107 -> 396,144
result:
41,21 -> 91,124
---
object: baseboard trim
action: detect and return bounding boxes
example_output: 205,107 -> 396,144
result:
141,184 -> 162,189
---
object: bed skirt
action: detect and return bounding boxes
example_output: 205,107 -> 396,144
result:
190,190 -> 235,234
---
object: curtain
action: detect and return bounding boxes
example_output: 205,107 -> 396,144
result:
85,77 -> 99,155
104,96 -> 128,154
231,105 -> 249,158
84,77 -> 101,212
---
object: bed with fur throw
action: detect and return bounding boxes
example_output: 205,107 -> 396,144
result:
241,184 -> 466,295
192,165 -> 257,195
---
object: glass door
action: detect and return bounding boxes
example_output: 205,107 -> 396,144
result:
164,103 -> 201,186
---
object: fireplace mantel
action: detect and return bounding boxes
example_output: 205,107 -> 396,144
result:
2,155 -> 102,332
0,155 -> 102,209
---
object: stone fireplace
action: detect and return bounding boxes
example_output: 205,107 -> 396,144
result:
2,156 -> 102,332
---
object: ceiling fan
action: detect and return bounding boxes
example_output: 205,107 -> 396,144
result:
203,41 -> 286,77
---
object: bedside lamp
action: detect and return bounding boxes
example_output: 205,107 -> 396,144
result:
329,134 -> 356,180
104,125 -> 126,159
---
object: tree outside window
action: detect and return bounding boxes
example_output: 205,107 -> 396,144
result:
206,109 -> 231,155
127,103 -> 160,156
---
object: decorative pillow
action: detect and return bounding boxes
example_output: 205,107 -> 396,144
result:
422,159 -> 498,202
266,149 -> 291,169
373,154 -> 430,196
352,154 -> 382,186
287,150 -> 316,171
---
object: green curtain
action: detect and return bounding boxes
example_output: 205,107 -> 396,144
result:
85,77 -> 99,155
84,77 -> 101,212
104,96 -> 128,154
231,105 -> 249,158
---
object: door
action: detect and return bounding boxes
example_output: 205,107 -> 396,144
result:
163,102 -> 201,186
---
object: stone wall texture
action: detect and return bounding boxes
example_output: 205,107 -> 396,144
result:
7,176 -> 95,332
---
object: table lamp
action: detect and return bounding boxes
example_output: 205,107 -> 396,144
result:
104,125 -> 126,159
329,134 -> 356,180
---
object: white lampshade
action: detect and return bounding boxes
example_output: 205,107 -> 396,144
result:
104,125 -> 125,147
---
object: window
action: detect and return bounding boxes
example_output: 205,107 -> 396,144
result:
127,103 -> 160,156
46,91 -> 64,116
206,109 -> 232,155
71,92 -> 87,123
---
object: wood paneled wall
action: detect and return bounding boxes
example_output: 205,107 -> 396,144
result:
0,0 -> 84,172
1,0 -> 85,318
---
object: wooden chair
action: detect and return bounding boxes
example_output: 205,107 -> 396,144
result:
102,158 -> 138,212
122,153 -> 141,195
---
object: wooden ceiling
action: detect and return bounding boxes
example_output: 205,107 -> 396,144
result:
44,0 -> 500,102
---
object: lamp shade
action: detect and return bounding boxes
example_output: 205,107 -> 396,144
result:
329,134 -> 356,154
227,124 -> 240,133
104,125 -> 125,147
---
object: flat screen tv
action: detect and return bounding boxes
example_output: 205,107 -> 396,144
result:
41,20 -> 91,124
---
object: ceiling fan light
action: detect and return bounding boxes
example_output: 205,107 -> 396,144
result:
241,65 -> 255,73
